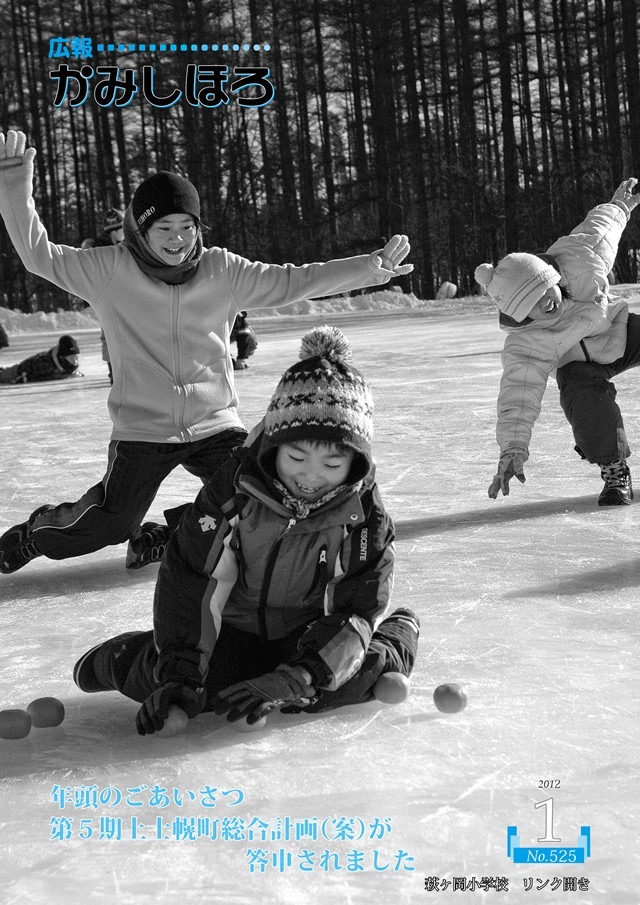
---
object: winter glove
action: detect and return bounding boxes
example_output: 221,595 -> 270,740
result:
211,665 -> 316,724
610,178 -> 640,216
0,130 -> 36,179
370,234 -> 414,276
488,448 -> 528,498
136,680 -> 206,736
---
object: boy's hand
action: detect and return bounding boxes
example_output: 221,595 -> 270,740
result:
611,178 -> 640,214
136,680 -> 206,735
211,665 -> 315,724
488,448 -> 528,498
0,130 -> 36,170
372,234 -> 414,275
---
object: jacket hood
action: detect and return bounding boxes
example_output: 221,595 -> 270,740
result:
232,431 -> 375,512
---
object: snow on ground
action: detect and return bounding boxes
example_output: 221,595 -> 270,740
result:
2,293 -> 640,904
0,287 -> 496,337
2,282 -> 640,337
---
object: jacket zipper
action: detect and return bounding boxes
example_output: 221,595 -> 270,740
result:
172,285 -> 188,440
318,547 -> 327,593
257,517 -> 296,639
314,545 -> 328,595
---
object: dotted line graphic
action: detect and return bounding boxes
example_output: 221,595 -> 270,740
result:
95,43 -> 271,53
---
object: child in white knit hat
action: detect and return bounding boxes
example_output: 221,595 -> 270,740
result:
73,326 -> 420,736
475,178 -> 640,506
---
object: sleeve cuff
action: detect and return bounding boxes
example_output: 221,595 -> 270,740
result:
366,254 -> 393,279
610,199 -> 631,219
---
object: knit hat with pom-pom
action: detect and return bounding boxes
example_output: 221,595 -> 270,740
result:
475,253 -> 561,322
260,326 -> 374,480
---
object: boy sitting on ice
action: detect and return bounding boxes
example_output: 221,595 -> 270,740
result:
73,326 -> 420,734
476,178 -> 640,506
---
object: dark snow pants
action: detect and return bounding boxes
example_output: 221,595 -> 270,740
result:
556,312 -> 640,464
88,609 -> 420,714
27,428 -> 247,559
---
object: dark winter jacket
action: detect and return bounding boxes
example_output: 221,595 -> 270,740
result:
230,310 -> 258,360
0,348 -> 72,384
153,432 -> 395,694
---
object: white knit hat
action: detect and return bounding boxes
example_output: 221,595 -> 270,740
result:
475,253 -> 561,322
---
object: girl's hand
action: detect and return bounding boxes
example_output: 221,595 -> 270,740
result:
611,178 -> 640,214
0,130 -> 36,170
372,234 -> 414,275
488,448 -> 528,499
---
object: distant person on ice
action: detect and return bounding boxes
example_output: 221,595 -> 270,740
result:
475,178 -> 640,507
0,129 -> 412,575
230,310 -> 258,370
73,326 -> 420,736
82,208 -> 125,250
0,334 -> 80,384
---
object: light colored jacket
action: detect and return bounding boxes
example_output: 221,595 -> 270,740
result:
0,162 -> 392,443
497,202 -> 631,453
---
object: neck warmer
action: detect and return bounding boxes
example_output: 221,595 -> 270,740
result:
273,479 -> 357,521
122,206 -> 203,285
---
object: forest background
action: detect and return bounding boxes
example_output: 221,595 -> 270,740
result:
0,0 -> 639,311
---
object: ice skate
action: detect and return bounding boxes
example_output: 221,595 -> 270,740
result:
125,522 -> 172,569
598,460 -> 633,506
0,504 -> 53,573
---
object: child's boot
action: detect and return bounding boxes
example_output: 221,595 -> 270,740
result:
0,504 -> 54,573
73,631 -> 152,692
598,460 -> 633,506
126,521 -> 172,569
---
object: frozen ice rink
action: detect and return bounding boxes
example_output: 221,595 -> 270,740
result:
1,308 -> 639,904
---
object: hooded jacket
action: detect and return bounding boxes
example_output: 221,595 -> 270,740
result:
0,161 -> 393,443
152,431 -> 395,696
497,201 -> 631,454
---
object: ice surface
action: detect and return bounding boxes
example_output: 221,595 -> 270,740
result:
1,307 -> 640,904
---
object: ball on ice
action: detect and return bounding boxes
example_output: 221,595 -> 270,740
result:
433,683 -> 468,713
156,705 -> 189,738
27,697 -> 65,728
0,708 -> 32,739
231,714 -> 268,732
372,672 -> 411,704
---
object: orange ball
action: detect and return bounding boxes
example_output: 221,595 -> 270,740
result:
433,683 -> 468,713
0,709 -> 32,739
373,672 -> 411,704
27,697 -> 65,728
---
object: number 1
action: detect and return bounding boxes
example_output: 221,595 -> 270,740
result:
535,797 -> 561,842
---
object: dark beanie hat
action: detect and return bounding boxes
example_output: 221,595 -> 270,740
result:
57,335 -> 80,357
131,172 -> 201,232
259,326 -> 374,481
